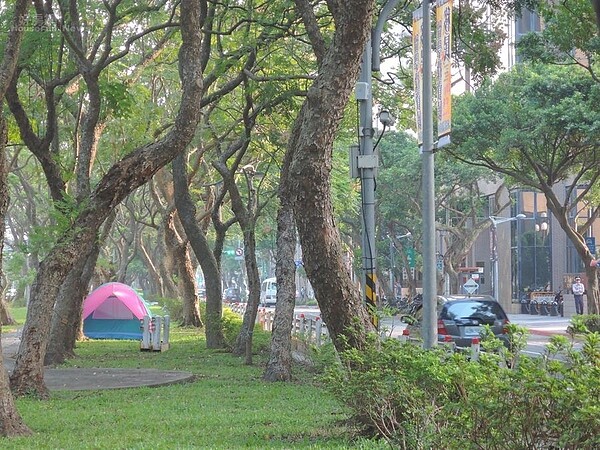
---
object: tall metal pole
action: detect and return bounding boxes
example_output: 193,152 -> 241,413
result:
491,222 -> 499,300
421,0 -> 437,349
358,37 -> 378,327
358,0 -> 401,328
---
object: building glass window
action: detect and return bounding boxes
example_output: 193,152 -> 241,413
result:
512,191 -> 552,298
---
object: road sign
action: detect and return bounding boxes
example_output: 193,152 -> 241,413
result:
436,255 -> 443,272
585,237 -> 596,255
463,278 -> 479,294
406,248 -> 416,268
235,247 -> 244,260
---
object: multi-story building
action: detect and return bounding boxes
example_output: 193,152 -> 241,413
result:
457,8 -> 598,315
465,182 -> 598,316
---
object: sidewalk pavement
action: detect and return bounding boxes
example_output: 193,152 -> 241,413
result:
1,330 -> 194,391
507,313 -> 572,337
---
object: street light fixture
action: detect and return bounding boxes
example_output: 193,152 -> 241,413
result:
489,214 -> 526,301
378,109 -> 395,128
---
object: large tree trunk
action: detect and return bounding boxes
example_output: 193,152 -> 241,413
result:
213,159 -> 263,363
287,0 -> 376,353
263,202 -> 296,381
172,153 -> 226,348
165,211 -> 202,327
585,265 -> 600,315
0,116 -> 31,435
234,234 -> 261,364
0,355 -> 30,437
0,0 -> 32,435
9,0 -> 206,397
548,196 -> 600,314
45,237 -> 101,366
44,256 -> 88,365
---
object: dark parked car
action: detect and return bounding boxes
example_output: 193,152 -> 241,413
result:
404,295 -> 510,348
223,287 -> 241,303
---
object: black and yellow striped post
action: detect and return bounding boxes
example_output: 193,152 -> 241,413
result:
365,271 -> 379,328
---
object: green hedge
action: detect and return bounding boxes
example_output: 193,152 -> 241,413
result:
568,314 -> 600,335
324,330 -> 600,449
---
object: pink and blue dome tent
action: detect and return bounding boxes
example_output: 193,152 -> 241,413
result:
83,282 -> 152,340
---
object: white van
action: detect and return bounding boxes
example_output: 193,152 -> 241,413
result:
260,277 -> 277,306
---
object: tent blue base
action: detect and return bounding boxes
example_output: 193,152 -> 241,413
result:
83,318 -> 142,340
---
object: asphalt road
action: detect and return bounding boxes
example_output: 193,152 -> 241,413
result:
293,306 -> 581,356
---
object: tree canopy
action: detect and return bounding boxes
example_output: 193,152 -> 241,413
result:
450,63 -> 600,312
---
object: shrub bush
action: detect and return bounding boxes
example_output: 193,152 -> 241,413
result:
155,296 -> 183,321
568,314 -> 600,335
221,307 -> 272,353
324,331 -> 600,449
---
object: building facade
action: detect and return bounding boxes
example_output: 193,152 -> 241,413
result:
466,182 -> 598,315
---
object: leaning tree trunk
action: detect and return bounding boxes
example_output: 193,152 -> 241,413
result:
0,0 -> 34,435
9,0 -> 206,398
0,349 -> 30,437
231,232 -> 261,362
287,0 -> 376,354
214,156 -> 260,365
585,264 -> 600,315
45,256 -> 88,365
241,236 -> 262,365
263,200 -> 296,381
215,159 -> 263,363
172,153 -> 226,348
45,238 -> 101,366
165,211 -> 202,327
0,115 -> 31,435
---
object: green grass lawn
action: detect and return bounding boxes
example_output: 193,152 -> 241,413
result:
1,308 -> 379,449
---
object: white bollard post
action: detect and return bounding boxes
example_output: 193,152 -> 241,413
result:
470,337 -> 480,361
151,316 -> 162,351
161,315 -> 170,351
315,317 -> 323,346
141,315 -> 151,350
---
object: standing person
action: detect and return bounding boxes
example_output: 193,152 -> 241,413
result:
572,276 -> 585,315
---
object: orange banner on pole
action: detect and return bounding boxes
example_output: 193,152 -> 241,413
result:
412,7 -> 423,146
436,0 -> 452,147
